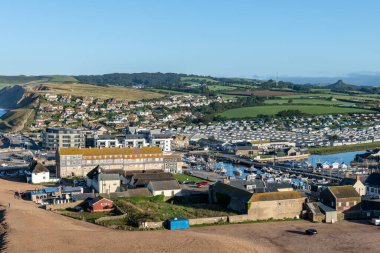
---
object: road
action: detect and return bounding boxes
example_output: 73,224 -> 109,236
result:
1,179 -> 380,253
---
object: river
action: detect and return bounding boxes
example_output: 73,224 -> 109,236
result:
308,150 -> 368,167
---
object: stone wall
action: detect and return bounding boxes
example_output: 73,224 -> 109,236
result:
138,221 -> 164,229
227,214 -> 253,223
95,214 -> 128,224
188,216 -> 228,225
247,198 -> 305,220
45,201 -> 82,211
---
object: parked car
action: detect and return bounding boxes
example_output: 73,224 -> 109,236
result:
196,182 -> 209,188
305,228 -> 318,235
370,218 -> 380,226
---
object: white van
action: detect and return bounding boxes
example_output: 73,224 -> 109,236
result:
370,218 -> 380,226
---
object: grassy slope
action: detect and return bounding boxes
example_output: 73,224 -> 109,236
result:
309,141 -> 380,155
114,196 -> 236,222
0,109 -> 34,132
219,105 -> 375,118
46,75 -> 78,82
32,83 -> 164,101
208,85 -> 237,91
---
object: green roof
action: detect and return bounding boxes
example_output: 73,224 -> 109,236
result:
250,191 -> 304,202
328,185 -> 360,199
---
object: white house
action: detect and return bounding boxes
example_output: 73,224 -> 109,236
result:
147,180 -> 181,197
332,161 -> 340,169
365,173 -> 380,198
86,166 -> 121,194
27,162 -> 60,184
322,162 -> 330,170
340,176 -> 366,196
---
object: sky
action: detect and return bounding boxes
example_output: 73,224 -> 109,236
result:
0,0 -> 380,79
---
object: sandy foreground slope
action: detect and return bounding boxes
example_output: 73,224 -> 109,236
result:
0,179 -> 379,253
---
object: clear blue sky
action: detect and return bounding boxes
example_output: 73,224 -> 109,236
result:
1,0 -> 379,78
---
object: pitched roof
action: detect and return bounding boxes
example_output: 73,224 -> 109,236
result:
148,180 -> 181,191
89,196 -> 113,205
30,162 -> 49,173
212,182 -> 253,202
340,178 -> 357,186
249,191 -> 304,202
365,173 -> 380,187
265,182 -> 293,192
327,186 -> 360,199
229,179 -> 265,191
59,146 -> 162,156
87,166 -> 120,181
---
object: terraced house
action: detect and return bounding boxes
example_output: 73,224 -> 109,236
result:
57,146 -> 182,178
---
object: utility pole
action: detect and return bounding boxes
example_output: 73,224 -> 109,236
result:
276,72 -> 279,87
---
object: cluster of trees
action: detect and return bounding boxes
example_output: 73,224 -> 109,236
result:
75,73 -> 182,88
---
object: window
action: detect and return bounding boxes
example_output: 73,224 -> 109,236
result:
346,202 -> 349,207
338,202 -> 341,207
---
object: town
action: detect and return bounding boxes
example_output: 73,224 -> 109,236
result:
2,1 -> 380,252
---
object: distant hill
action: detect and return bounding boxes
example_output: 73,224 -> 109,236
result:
325,80 -> 357,90
0,75 -> 46,84
0,75 -> 78,85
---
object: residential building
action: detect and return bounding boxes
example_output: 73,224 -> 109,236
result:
57,146 -> 183,178
86,166 -> 121,194
209,182 -> 306,219
235,146 -> 259,157
340,176 -> 366,196
42,127 -> 85,150
88,197 -> 113,212
365,173 -> 380,198
147,180 -> 182,197
150,134 -> 172,152
27,162 -> 60,184
320,186 -> 361,212
96,134 -> 124,148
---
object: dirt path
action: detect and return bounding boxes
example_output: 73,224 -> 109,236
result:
1,179 -> 379,253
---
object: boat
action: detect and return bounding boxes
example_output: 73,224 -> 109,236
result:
219,165 -> 227,175
233,168 -> 242,176
244,166 -> 257,174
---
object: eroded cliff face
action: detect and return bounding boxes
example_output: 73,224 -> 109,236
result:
0,85 -> 37,109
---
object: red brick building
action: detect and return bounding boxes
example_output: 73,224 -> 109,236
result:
88,197 -> 113,212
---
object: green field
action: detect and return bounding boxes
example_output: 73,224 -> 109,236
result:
208,85 -> 237,91
47,75 -> 78,83
219,105 -> 375,118
181,76 -> 217,82
30,82 -> 164,101
309,141 -> 380,155
264,98 -> 352,105
280,93 -> 380,102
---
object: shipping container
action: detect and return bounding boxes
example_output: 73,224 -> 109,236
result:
168,218 -> 189,230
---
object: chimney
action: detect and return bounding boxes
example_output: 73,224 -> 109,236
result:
222,178 -> 230,184
356,175 -> 360,181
